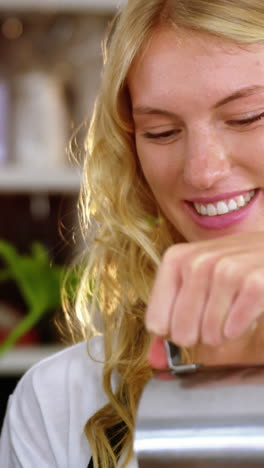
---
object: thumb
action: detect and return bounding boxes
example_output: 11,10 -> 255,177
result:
147,335 -> 168,369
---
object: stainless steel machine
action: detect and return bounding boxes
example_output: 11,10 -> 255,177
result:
134,342 -> 264,467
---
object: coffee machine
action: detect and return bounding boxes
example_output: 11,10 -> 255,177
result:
134,342 -> 264,467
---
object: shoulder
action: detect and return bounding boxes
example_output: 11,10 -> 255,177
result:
0,337 -> 107,467
14,336 -> 107,425
22,337 -> 104,390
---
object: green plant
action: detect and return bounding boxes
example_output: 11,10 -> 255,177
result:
0,240 -> 68,357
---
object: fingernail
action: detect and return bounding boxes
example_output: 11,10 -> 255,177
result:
223,319 -> 237,340
145,321 -> 167,337
224,319 -> 258,340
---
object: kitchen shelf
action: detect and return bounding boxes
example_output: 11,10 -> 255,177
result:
0,345 -> 65,375
0,165 -> 81,193
0,0 -> 122,13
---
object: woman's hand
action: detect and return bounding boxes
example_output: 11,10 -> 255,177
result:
145,232 -> 264,368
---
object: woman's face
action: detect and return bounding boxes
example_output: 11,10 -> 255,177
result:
128,28 -> 264,242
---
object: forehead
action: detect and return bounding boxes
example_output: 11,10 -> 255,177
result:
128,28 -> 264,107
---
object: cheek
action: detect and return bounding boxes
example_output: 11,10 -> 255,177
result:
136,141 -> 179,193
139,155 -> 165,189
232,132 -> 264,173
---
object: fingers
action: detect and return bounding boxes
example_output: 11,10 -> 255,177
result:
200,257 -> 240,346
145,235 -> 264,369
145,246 -> 183,337
224,268 -> 264,339
169,269 -> 209,347
147,335 -> 168,369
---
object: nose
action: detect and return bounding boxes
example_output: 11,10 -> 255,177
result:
182,127 -> 231,190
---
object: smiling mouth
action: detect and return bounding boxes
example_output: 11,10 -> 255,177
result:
189,189 -> 257,217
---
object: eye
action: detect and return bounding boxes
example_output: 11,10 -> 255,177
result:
228,112 -> 264,126
142,129 -> 180,140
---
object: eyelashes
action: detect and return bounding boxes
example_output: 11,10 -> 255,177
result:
142,112 -> 264,142
143,129 -> 178,140
228,112 -> 264,126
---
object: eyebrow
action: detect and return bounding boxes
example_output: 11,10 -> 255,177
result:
132,85 -> 264,117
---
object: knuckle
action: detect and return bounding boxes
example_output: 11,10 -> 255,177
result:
242,270 -> 264,297
185,253 -> 211,277
183,251 -> 219,281
162,245 -> 180,266
162,243 -> 194,268
213,257 -> 237,283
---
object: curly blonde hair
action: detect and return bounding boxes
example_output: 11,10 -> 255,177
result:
63,1 -> 264,466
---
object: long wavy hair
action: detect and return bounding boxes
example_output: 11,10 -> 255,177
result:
63,1 -> 264,466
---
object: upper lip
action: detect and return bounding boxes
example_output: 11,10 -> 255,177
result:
186,189 -> 257,204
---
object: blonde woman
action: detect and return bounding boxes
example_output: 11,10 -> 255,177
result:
2,0 -> 264,466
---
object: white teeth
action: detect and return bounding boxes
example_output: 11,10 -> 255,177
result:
200,205 -> 207,215
227,199 -> 237,211
194,202 -> 201,214
216,201 -> 229,215
193,190 -> 256,217
207,204 -> 217,216
236,195 -> 246,207
244,193 -> 251,202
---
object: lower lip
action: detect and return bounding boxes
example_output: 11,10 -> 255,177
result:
183,189 -> 260,230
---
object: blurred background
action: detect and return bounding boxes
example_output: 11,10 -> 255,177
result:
0,0 -> 119,429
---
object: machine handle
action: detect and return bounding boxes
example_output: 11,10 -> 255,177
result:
164,340 -> 202,374
164,340 -> 264,375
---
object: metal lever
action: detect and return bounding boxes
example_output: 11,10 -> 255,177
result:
164,340 -> 203,374
164,340 -> 264,374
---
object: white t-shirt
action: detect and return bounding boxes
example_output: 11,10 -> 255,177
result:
0,338 -> 138,468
